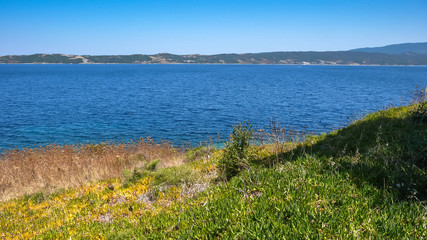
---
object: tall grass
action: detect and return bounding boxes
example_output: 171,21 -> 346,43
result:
0,138 -> 185,201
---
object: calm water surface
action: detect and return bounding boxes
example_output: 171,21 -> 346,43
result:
0,64 -> 426,150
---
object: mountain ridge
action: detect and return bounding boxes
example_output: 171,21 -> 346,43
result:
1,42 -> 427,65
350,42 -> 427,55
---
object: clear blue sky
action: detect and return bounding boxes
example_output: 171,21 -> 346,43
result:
0,0 -> 426,55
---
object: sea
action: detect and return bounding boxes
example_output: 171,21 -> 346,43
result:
0,64 -> 426,150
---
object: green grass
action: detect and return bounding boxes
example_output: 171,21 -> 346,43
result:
1,103 -> 426,239
119,159 -> 425,238
279,104 -> 427,200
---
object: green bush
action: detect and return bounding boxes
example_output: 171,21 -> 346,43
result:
218,122 -> 254,180
123,158 -> 199,187
153,165 -> 198,185
123,159 -> 160,186
185,146 -> 215,162
411,101 -> 426,123
145,158 -> 160,171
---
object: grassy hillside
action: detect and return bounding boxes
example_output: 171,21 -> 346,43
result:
0,102 -> 426,239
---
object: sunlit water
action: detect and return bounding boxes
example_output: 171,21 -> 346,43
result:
0,64 -> 426,150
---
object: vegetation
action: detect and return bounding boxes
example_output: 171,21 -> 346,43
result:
0,54 -> 83,64
185,145 -> 215,162
218,122 -> 253,180
2,50 -> 427,65
1,101 -> 426,239
83,54 -> 152,63
0,138 -> 185,201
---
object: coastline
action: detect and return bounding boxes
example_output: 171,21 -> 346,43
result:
1,62 -> 426,66
2,50 -> 427,66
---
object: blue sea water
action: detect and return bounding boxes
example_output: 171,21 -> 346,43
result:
0,64 -> 426,150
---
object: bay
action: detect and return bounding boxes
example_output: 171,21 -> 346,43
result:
0,64 -> 426,150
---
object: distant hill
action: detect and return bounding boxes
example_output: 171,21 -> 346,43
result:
1,45 -> 427,65
350,42 -> 427,55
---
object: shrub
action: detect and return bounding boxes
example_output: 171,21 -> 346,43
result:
218,122 -> 254,180
185,146 -> 215,162
145,158 -> 160,171
123,158 -> 199,187
411,101 -> 426,123
410,86 -> 426,123
123,159 -> 160,186
153,165 -> 198,185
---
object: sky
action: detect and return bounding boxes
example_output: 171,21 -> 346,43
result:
0,0 -> 426,55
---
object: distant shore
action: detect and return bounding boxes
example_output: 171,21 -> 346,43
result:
1,51 -> 427,65
1,62 -> 426,67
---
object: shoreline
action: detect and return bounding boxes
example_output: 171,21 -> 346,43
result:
1,63 -> 427,66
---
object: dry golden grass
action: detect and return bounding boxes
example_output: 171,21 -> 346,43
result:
0,138 -> 185,201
